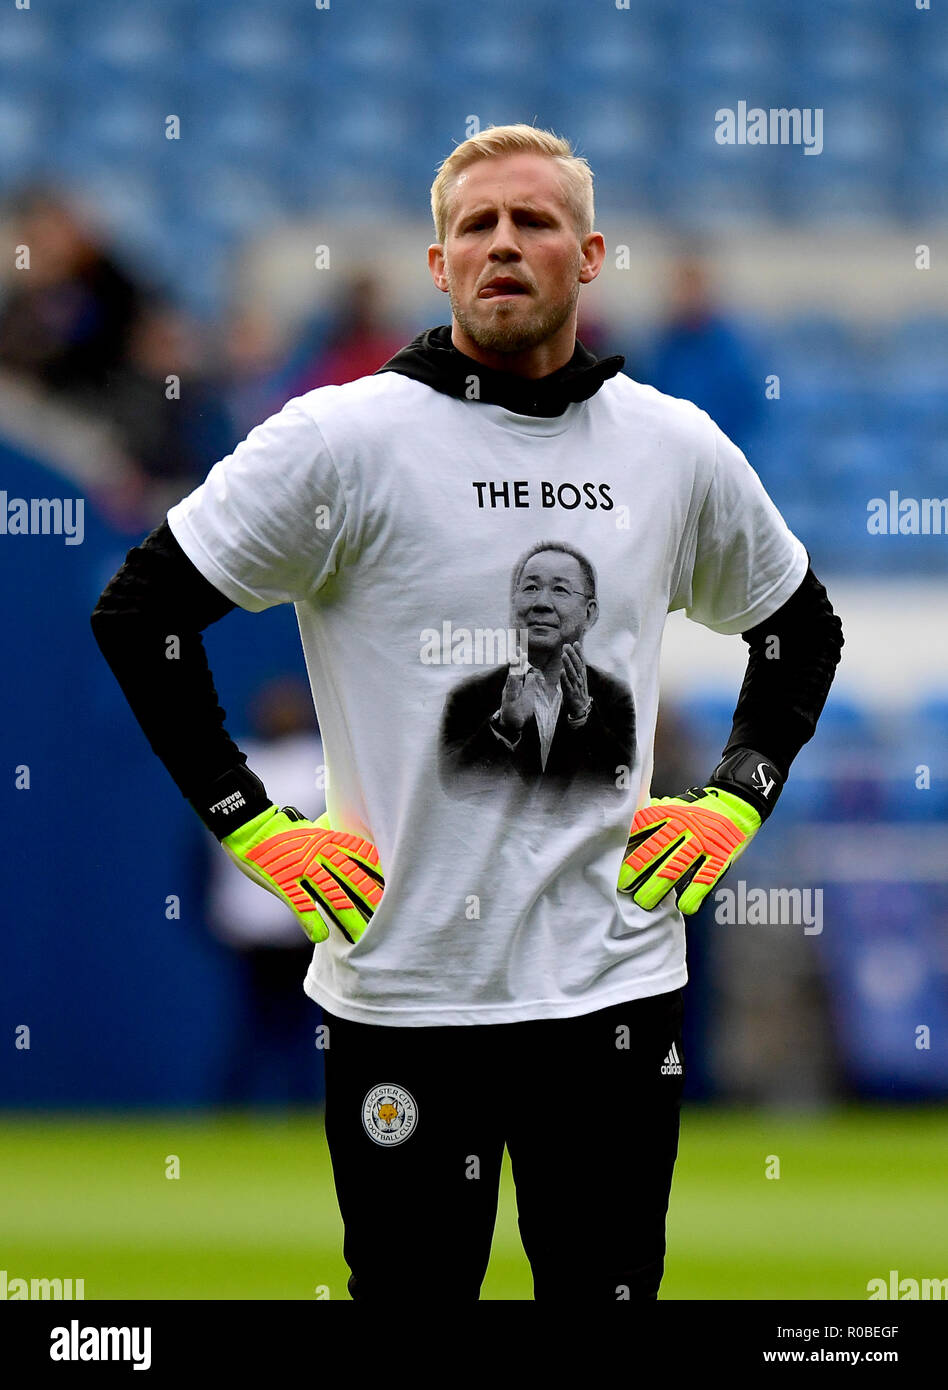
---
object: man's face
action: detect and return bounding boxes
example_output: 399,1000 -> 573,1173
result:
512,550 -> 598,661
428,153 -> 604,359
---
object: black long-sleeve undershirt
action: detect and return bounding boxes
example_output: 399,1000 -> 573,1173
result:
90,520 -> 241,799
722,565 -> 844,780
90,521 -> 843,816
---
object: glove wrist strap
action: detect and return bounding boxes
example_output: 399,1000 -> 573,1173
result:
708,747 -> 784,822
189,764 -> 273,840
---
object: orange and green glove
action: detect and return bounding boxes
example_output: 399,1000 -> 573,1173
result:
618,748 -> 783,915
222,806 -> 383,945
189,764 -> 382,945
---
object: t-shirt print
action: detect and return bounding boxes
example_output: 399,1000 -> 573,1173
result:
438,539 -> 636,797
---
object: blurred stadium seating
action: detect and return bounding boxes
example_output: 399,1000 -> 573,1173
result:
0,0 -> 944,1119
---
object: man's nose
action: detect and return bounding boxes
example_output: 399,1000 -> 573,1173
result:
487,216 -> 522,258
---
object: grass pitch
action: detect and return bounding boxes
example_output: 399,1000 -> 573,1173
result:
0,1106 -> 944,1300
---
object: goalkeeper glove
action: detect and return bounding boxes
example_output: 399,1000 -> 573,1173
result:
618,748 -> 783,915
191,766 -> 383,944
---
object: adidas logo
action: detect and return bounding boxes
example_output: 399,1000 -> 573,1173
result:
661,1043 -> 683,1076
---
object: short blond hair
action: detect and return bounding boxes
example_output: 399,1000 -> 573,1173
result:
430,123 -> 594,245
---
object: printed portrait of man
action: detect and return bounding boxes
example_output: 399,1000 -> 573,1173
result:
438,540 -> 636,796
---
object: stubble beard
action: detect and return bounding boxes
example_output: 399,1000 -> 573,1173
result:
446,261 -> 582,355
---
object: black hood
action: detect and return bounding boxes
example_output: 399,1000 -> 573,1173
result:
373,323 -> 624,418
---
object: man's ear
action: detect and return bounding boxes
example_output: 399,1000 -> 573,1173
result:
585,599 -> 600,629
428,244 -> 448,293
578,233 -> 606,286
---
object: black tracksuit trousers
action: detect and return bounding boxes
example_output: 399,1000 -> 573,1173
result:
321,987 -> 684,1302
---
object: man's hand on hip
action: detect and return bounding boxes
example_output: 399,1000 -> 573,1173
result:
617,748 -> 784,915
223,807 -> 384,945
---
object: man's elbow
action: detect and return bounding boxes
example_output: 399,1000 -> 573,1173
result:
814,575 -> 845,668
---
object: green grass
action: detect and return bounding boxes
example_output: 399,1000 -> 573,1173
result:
0,1106 -> 945,1300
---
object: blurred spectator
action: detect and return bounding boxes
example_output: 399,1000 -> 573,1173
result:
577,308 -> 643,381
219,305 -> 294,442
203,676 -> 326,1108
102,305 -> 233,487
0,187 -> 145,403
287,272 -> 405,393
643,254 -> 762,451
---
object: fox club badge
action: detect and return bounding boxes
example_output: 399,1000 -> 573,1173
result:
362,1084 -> 418,1146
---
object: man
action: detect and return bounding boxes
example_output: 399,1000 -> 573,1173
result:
438,540 -> 636,792
91,124 -> 843,1301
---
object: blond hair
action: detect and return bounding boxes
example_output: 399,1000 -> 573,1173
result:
430,123 -> 594,245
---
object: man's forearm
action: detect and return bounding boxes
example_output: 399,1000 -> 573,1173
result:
89,520 -> 266,818
723,565 -> 844,779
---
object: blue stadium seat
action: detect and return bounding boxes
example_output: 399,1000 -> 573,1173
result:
173,159 -> 291,239
817,429 -> 899,497
427,6 -> 547,87
67,3 -> 186,68
55,66 -> 179,156
192,7 -> 306,76
790,16 -> 904,87
911,431 -> 948,497
805,696 -> 881,752
917,696 -> 948,729
673,83 -> 777,157
675,691 -> 742,758
778,160 -> 899,223
821,98 -> 904,164
329,11 -> 435,79
428,84 -> 555,159
902,699 -> 948,778
887,314 -> 948,366
325,97 -> 427,174
549,5 -> 672,92
774,772 -> 828,821
773,315 -> 860,363
817,882 -> 948,1096
0,6 -> 62,74
748,424 -> 811,489
660,159 -> 780,230
199,94 -> 301,162
549,94 -> 666,217
674,11 -> 790,86
767,318 -> 868,419
902,159 -> 948,221
907,11 -> 948,84
0,93 -> 48,184
880,772 -> 948,823
884,320 -> 948,427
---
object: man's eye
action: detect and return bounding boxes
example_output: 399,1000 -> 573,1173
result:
552,586 -> 570,596
521,584 -> 538,594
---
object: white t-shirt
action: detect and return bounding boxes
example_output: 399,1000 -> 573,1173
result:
167,368 -> 808,1026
